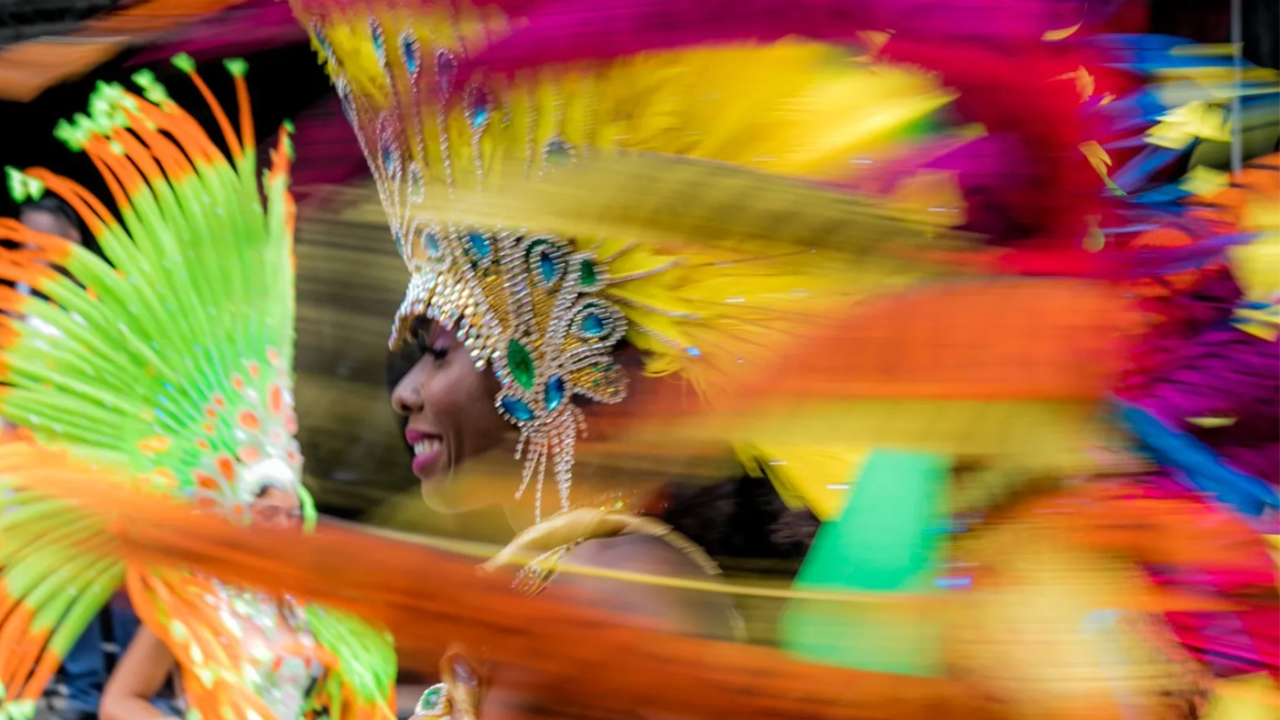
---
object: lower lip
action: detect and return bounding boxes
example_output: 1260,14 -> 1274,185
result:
411,447 -> 443,475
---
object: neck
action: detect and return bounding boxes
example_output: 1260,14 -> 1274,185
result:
451,437 -> 739,532
499,470 -> 659,532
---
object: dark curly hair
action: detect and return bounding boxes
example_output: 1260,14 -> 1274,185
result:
661,475 -> 819,564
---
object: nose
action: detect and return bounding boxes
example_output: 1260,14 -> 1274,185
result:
391,362 -> 425,417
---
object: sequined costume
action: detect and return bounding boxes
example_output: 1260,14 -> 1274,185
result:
0,59 -> 395,720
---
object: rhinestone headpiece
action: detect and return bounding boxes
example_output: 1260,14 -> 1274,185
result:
289,0 -> 959,514
293,1 -> 641,513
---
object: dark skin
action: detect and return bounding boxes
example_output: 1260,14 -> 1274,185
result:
390,321 -> 739,640
469,533 -> 738,720
391,320 -> 516,513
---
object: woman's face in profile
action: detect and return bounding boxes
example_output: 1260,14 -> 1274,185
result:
249,486 -> 303,530
390,318 -> 516,509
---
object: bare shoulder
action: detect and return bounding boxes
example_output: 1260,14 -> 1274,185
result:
563,532 -> 708,578
551,533 -> 739,640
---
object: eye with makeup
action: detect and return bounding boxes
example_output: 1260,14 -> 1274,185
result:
409,316 -> 450,362
427,338 -> 450,362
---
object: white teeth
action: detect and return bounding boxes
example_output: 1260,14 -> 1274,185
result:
413,438 -> 442,455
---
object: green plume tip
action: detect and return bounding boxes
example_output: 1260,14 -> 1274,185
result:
223,57 -> 249,77
88,90 -> 129,133
132,69 -> 173,107
171,53 -> 196,74
7,167 -> 46,203
53,119 -> 79,152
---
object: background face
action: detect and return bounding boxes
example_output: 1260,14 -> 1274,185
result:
19,207 -> 81,244
250,486 -> 303,530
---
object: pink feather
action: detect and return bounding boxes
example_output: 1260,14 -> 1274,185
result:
132,0 -> 306,64
272,96 -> 370,198
455,0 -> 1085,79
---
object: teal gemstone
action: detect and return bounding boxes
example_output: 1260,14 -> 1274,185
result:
545,138 -> 574,164
582,312 -> 605,337
545,376 -> 566,411
538,249 -> 558,283
400,32 -> 420,75
467,231 -> 492,258
381,141 -> 397,173
579,260 -> 598,287
370,19 -> 386,65
416,683 -> 447,715
313,26 -> 331,56
506,338 -> 535,390
421,229 -> 440,257
469,89 -> 492,129
500,396 -> 535,422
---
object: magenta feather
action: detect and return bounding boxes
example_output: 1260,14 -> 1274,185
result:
274,97 -> 370,197
455,0 -> 1085,80
132,0 -> 306,64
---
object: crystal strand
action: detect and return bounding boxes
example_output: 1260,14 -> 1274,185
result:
513,428 -> 533,499
556,410 -> 577,511
532,433 -> 548,522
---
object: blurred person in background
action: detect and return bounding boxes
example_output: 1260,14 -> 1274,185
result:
14,196 -> 143,720
0,58 -> 395,720
100,485 -> 306,720
18,197 -> 82,249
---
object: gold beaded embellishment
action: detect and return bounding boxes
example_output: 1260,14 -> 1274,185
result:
303,7 -> 630,514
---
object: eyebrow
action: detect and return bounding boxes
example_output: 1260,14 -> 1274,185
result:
408,313 -> 435,338
421,316 -> 447,346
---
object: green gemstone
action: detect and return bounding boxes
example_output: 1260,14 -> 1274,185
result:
417,684 -> 448,715
507,339 -> 536,390
579,260 -> 598,287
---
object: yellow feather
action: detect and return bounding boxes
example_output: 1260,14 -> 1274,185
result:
633,399 -> 1125,479
1201,675 -> 1280,720
736,443 -> 868,521
317,7 -> 977,394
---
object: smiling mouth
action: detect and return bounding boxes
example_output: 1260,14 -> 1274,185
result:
411,436 -> 445,475
412,437 -> 442,456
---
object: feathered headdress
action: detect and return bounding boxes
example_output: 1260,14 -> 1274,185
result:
288,0 -> 1271,522
0,57 -> 394,720
286,0 -> 1031,515
3,61 -> 306,515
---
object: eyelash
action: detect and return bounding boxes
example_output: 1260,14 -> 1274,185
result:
413,328 -> 448,362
